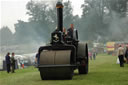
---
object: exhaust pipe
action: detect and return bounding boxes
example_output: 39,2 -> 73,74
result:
56,2 -> 63,32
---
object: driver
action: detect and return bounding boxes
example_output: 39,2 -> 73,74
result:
67,24 -> 74,38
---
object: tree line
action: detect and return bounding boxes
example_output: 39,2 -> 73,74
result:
0,0 -> 128,46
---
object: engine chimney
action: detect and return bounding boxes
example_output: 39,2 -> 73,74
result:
56,2 -> 63,32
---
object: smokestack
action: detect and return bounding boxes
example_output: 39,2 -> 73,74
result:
56,2 -> 63,32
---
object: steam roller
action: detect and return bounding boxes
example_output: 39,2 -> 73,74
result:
37,1 -> 89,80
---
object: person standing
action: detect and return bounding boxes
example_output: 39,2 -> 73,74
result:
10,52 -> 15,73
67,24 -> 74,38
125,46 -> 128,64
88,51 -> 92,60
92,49 -> 96,60
93,52 -> 96,60
117,45 -> 125,67
5,52 -> 11,73
21,60 -> 24,69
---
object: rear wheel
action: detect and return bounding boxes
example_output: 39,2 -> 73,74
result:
78,44 -> 88,74
78,60 -> 88,74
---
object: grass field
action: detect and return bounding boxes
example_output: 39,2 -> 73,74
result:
0,54 -> 128,85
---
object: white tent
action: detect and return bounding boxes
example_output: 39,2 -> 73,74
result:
0,57 -> 4,70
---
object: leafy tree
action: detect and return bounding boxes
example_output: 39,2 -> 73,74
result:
80,0 -> 128,42
14,20 -> 48,44
46,6 -> 57,32
13,1 -> 52,44
107,0 -> 128,17
81,0 -> 108,41
63,1 -> 74,29
0,26 -> 14,45
26,1 -> 48,22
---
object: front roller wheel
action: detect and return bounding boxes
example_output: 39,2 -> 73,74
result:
40,71 -> 46,80
39,67 -> 74,80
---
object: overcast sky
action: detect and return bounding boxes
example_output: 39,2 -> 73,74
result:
1,0 -> 84,33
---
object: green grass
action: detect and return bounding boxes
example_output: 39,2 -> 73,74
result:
0,54 -> 128,85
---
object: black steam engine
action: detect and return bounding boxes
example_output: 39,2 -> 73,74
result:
38,2 -> 88,80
